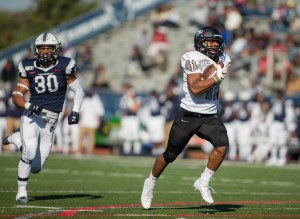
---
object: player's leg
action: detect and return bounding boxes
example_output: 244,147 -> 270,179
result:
4,116 -> 14,151
251,140 -> 271,163
78,126 -> 86,154
225,121 -> 237,160
0,117 -> 7,154
87,127 -> 95,154
62,118 -> 71,153
278,145 -> 288,166
236,121 -> 252,161
277,128 -> 288,166
132,116 -> 142,155
16,115 -> 40,202
148,116 -> 165,156
70,125 -> 79,154
141,108 -> 195,209
194,116 -> 229,204
133,140 -> 142,155
31,123 -> 56,174
265,122 -> 280,165
54,117 -> 63,153
123,140 -> 132,155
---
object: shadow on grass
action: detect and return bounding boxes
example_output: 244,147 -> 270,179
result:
30,194 -> 103,201
198,204 -> 243,214
152,204 -> 243,213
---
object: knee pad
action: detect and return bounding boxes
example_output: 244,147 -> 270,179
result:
22,148 -> 36,161
163,150 -> 178,163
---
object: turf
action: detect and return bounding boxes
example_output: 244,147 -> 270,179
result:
0,153 -> 299,218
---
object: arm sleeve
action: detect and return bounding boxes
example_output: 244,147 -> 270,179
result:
221,53 -> 232,73
68,79 -> 85,112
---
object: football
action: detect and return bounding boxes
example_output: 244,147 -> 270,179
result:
201,62 -> 224,80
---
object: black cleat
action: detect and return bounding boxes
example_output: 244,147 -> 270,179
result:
14,128 -> 20,133
3,136 -> 10,145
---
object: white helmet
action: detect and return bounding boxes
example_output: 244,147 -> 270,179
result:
35,33 -> 61,66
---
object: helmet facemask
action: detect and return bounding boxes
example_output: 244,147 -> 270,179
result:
200,37 -> 224,61
34,33 -> 61,67
36,46 -> 59,66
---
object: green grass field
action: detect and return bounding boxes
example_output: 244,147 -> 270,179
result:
0,153 -> 300,218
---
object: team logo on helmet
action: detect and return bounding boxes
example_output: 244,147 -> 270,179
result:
198,30 -> 205,35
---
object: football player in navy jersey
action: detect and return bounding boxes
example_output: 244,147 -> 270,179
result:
3,33 -> 85,202
141,26 -> 232,209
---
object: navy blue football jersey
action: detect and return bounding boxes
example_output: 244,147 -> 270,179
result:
18,57 -> 76,113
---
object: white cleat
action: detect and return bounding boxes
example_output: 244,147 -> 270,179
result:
193,179 -> 215,205
16,196 -> 29,203
141,178 -> 156,209
16,188 -> 28,203
3,129 -> 23,152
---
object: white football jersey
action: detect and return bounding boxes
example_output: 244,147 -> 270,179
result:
180,51 -> 231,114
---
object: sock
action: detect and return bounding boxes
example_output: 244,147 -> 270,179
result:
149,172 -> 158,181
123,141 -> 131,155
133,141 -> 141,155
17,158 -> 31,197
279,147 -> 287,161
200,167 -> 215,185
18,159 -> 31,185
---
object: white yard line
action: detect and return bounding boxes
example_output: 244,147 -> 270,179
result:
0,206 -> 62,209
0,190 -> 299,196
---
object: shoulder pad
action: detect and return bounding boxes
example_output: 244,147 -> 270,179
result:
18,59 -> 35,78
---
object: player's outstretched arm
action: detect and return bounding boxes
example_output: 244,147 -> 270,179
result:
67,75 -> 85,125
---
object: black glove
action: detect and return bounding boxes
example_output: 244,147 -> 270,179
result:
68,111 -> 79,125
29,103 -> 43,115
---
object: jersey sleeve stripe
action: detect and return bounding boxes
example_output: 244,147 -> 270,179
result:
18,62 -> 27,78
65,59 -> 76,75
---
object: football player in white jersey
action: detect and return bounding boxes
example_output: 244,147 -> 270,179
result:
141,26 -> 231,208
3,33 -> 85,202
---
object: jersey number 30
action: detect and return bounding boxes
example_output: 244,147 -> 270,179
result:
35,75 -> 59,94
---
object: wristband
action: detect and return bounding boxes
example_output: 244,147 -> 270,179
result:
17,83 -> 29,90
24,102 -> 31,110
12,91 -> 24,97
72,105 -> 80,113
213,76 -> 222,85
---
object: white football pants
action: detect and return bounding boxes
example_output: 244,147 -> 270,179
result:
20,110 -> 58,173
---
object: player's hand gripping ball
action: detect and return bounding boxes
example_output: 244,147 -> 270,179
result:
201,62 -> 224,80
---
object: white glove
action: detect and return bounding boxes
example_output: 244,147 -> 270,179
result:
213,63 -> 227,84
